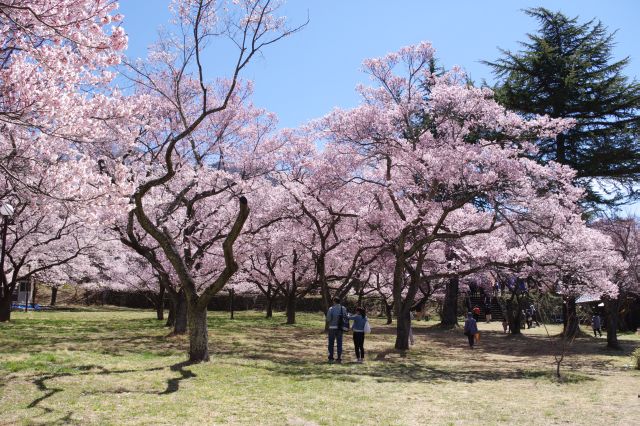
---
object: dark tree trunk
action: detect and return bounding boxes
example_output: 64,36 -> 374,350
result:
229,289 -> 235,320
166,298 -> 175,327
563,296 -> 579,338
320,274 -> 331,332
507,296 -> 522,335
440,277 -> 459,328
172,290 -> 188,335
605,297 -> 620,349
50,286 -> 58,306
395,309 -> 411,350
187,305 -> 209,363
385,302 -> 393,325
156,285 -> 165,320
31,283 -> 38,305
285,291 -> 296,325
265,296 -> 273,319
356,285 -> 364,307
0,294 -> 11,322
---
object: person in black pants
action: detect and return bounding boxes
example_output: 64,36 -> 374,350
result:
326,297 -> 347,362
348,307 -> 368,363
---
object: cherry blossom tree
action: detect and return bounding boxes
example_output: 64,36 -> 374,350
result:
0,188 -> 109,320
112,208 -> 190,334
321,42 -> 615,350
240,216 -> 317,324
273,134 -> 383,318
593,216 -> 639,347
1,0 -> 131,191
113,0 -> 304,362
79,235 -> 173,321
0,0 -> 136,320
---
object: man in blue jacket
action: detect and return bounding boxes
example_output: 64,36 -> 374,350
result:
326,297 -> 348,363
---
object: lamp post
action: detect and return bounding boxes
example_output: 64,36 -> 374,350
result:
0,202 -> 14,300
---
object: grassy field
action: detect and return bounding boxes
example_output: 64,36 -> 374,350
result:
0,308 -> 639,425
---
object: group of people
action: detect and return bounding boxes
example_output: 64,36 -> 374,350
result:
326,297 -> 369,363
326,298 -> 606,360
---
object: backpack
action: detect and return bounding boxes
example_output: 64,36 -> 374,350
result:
336,305 -> 349,331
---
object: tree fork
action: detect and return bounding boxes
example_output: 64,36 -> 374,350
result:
187,197 -> 249,362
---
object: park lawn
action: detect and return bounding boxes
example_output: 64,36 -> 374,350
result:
0,309 -> 639,426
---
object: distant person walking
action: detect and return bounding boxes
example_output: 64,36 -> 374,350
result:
525,307 -> 533,329
464,312 -> 478,349
484,295 -> 492,323
349,307 -> 368,363
591,314 -> 602,337
326,297 -> 348,362
530,304 -> 540,327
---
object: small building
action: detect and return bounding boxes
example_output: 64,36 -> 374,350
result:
11,279 -> 35,305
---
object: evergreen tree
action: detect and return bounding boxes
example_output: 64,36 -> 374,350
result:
485,7 -> 640,207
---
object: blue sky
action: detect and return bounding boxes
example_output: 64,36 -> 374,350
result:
120,1 -> 639,128
118,0 -> 640,213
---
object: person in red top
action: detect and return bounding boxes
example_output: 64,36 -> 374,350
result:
472,305 -> 481,321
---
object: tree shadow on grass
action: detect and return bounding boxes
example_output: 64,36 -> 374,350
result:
216,325 -> 597,385
205,321 -> 630,384
242,352 -> 594,384
160,361 -> 197,394
8,312 -> 635,414
418,324 -> 638,359
82,360 -> 198,395
1,333 -> 186,357
29,410 -> 79,426
26,364 -> 169,413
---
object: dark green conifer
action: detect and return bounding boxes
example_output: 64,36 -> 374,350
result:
485,8 -> 640,207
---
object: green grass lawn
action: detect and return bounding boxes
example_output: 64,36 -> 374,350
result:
0,309 -> 639,425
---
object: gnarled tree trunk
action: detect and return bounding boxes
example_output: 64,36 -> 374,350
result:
605,297 -> 620,349
173,290 -> 188,335
156,285 -> 165,320
0,294 -> 11,322
393,245 -> 422,350
166,299 -> 175,327
229,288 -> 235,320
265,296 -> 273,319
166,289 -> 187,335
440,277 -> 459,328
187,305 -> 209,363
506,295 -> 522,335
50,286 -> 58,306
285,290 -> 296,325
395,310 -> 411,350
563,296 -> 579,338
385,301 -> 393,325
